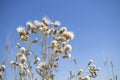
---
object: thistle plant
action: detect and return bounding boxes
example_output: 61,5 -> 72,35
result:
9,17 -> 100,80
10,17 -> 74,80
68,59 -> 100,80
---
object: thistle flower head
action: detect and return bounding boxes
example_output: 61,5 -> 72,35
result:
88,59 -> 93,66
16,53 -> 25,59
20,56 -> 26,64
34,20 -> 41,26
64,44 -> 72,52
77,69 -> 83,76
34,57 -> 40,64
63,54 -> 71,59
20,35 -> 29,41
1,64 -> 6,71
36,57 -> 40,61
60,27 -> 67,33
53,21 -> 61,27
42,26 -> 48,31
14,18 -> 75,80
42,17 -> 51,25
17,27 -> 26,35
20,47 -> 25,52
62,31 -> 74,40
51,40 -> 58,47
10,61 -> 16,66
18,63 -> 23,69
44,29 -> 51,37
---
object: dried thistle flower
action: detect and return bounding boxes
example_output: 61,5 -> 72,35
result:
77,69 -> 83,76
62,31 -> 74,40
18,63 -> 24,69
10,61 -> 16,66
17,27 -> 26,35
59,27 -> 67,34
0,65 -> 6,72
64,44 -> 72,52
26,22 -> 38,31
52,21 -> 61,27
20,35 -> 29,41
63,54 -> 71,59
16,53 -> 26,60
51,40 -> 58,48
34,57 -> 40,64
13,17 -> 76,80
42,17 -> 51,26
34,20 -> 43,30
20,56 -> 26,64
20,47 -> 25,52
88,59 -> 93,66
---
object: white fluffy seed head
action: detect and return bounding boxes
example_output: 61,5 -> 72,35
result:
26,22 -> 37,30
42,17 -> 51,25
60,27 -> 67,32
18,63 -> 23,69
34,57 -> 40,64
67,54 -> 71,58
53,21 -> 61,27
51,40 -> 58,47
63,54 -> 71,59
34,20 -> 41,26
26,22 -> 33,28
34,20 -> 44,30
1,65 -> 6,71
88,59 -> 93,66
17,27 -> 26,34
20,35 -> 29,41
44,29 -> 51,36
20,56 -> 26,64
62,31 -> 74,40
10,61 -> 16,65
16,53 -> 25,60
20,47 -> 25,52
36,57 -> 40,61
64,44 -> 72,52
77,69 -> 83,76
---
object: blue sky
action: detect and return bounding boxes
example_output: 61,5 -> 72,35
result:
0,0 -> 120,80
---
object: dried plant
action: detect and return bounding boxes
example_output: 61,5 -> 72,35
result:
0,17 -> 101,80
103,58 -> 118,80
10,17 -> 75,80
68,59 -> 100,80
